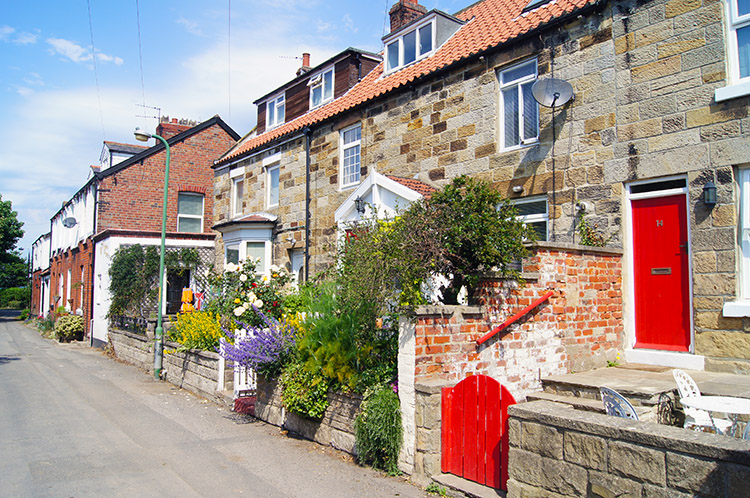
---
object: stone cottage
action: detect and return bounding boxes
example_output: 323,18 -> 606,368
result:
213,0 -> 749,392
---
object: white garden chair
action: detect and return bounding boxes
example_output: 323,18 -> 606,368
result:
672,369 -> 732,434
600,387 -> 639,421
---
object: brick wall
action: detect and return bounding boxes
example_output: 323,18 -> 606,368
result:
508,400 -> 750,497
98,123 -> 236,236
410,243 -> 623,398
49,240 -> 94,335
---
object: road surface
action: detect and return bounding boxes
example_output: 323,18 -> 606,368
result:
0,310 -> 426,497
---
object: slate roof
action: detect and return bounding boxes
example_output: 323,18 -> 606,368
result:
217,0 -> 597,165
103,141 -> 148,154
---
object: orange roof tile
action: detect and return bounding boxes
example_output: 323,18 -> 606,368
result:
218,0 -> 596,165
387,175 -> 437,198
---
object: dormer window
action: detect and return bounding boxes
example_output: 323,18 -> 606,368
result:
385,19 -> 434,73
266,94 -> 285,129
309,67 -> 334,108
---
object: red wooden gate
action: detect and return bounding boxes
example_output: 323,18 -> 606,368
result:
441,375 -> 516,490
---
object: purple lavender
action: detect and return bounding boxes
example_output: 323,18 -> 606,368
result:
218,306 -> 296,378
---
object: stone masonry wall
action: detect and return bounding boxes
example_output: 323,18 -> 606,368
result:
508,400 -> 750,497
215,0 -> 749,367
255,376 -> 362,455
108,327 -> 228,406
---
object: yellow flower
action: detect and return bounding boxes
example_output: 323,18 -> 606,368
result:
234,298 -> 241,304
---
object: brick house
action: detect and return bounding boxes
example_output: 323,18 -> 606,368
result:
46,116 -> 238,346
30,232 -> 51,318
213,0 -> 750,380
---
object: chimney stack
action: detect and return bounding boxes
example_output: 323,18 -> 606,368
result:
156,116 -> 196,140
389,0 -> 427,33
297,52 -> 312,77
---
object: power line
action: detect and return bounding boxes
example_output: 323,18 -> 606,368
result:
135,0 -> 148,130
87,0 -> 106,140
227,0 -> 231,125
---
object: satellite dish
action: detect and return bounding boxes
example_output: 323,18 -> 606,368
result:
531,78 -> 574,108
62,217 -> 78,228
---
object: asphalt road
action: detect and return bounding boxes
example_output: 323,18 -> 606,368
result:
0,310 -> 426,498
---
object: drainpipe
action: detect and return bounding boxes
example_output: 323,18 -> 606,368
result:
304,126 -> 312,282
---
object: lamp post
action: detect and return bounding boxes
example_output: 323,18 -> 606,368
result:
134,127 -> 171,380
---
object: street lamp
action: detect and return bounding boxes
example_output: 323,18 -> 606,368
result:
134,127 -> 171,380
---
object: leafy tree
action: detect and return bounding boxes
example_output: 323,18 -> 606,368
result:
0,195 -> 26,289
401,175 -> 535,304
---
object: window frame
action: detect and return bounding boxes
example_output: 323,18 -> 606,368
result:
340,123 -> 362,189
266,93 -> 285,129
266,163 -> 280,208
512,196 -> 548,241
384,18 -> 436,73
232,176 -> 244,218
730,0 -> 750,81
177,192 -> 205,233
498,59 -> 539,150
309,67 -> 335,109
739,168 -> 750,300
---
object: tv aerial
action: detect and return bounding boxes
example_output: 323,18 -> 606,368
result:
531,78 -> 574,108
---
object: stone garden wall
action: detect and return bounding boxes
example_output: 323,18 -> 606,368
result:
508,400 -> 750,497
108,327 -> 230,406
255,376 -> 362,455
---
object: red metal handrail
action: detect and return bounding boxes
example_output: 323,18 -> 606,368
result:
476,290 -> 555,345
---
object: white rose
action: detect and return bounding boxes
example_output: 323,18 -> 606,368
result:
269,264 -> 280,273
233,306 -> 244,317
247,292 -> 257,302
225,262 -> 237,273
254,299 -> 264,308
239,274 -> 248,282
261,275 -> 270,283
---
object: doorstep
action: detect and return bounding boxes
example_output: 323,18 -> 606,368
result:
432,473 -> 506,498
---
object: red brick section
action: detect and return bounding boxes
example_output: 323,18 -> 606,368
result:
413,246 -> 623,398
30,270 -> 44,316
49,240 -> 95,336
97,123 -> 236,234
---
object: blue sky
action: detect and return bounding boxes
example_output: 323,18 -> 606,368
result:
1,0 -> 466,255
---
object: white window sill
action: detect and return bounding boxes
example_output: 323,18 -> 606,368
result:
723,301 -> 750,317
714,81 -> 750,102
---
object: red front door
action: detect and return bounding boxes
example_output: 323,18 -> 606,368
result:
632,194 -> 691,351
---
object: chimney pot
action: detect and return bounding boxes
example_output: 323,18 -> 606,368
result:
302,53 -> 310,67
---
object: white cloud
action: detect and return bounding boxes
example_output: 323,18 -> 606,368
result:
46,38 -> 124,65
96,52 -> 124,65
0,25 -> 37,44
316,20 -> 334,33
47,38 -> 92,63
342,14 -> 357,33
177,17 -> 203,36
0,25 -> 15,40
13,32 -> 37,45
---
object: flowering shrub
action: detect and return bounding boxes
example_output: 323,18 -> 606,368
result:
218,307 -> 297,378
54,315 -> 84,342
166,311 -> 225,352
205,259 -> 291,328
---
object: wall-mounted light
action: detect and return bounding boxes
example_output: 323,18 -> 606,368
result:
354,196 -> 365,214
702,181 -> 717,207
511,185 -> 524,194
62,217 -> 78,228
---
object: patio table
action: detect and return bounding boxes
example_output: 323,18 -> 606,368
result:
679,396 -> 750,437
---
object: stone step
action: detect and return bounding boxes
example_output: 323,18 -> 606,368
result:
541,365 -> 678,407
526,391 -> 654,421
